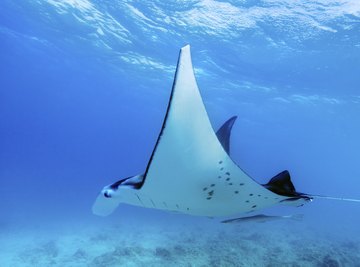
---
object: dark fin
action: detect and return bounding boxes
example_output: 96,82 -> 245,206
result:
216,116 -> 237,155
110,175 -> 144,190
263,170 -> 299,197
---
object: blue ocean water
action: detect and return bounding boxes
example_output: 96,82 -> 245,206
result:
1,1 -> 360,266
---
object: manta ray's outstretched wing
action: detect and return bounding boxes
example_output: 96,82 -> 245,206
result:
93,45 -> 311,217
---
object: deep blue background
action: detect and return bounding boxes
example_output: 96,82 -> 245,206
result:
1,0 -> 360,226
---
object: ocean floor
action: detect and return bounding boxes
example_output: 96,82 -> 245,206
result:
1,210 -> 360,267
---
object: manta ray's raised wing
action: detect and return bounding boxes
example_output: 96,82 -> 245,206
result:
92,45 -> 312,217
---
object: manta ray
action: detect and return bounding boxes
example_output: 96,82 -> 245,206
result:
93,45 -> 360,218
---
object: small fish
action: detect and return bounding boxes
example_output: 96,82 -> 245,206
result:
221,214 -> 303,224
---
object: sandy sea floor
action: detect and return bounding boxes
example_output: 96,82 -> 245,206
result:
1,209 -> 360,267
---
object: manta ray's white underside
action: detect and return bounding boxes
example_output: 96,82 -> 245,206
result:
93,45 -> 309,217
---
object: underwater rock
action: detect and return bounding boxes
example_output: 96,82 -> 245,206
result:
154,247 -> 172,260
41,240 -> 59,258
91,246 -> 147,267
89,233 -> 110,242
113,246 -> 135,257
72,248 -> 87,260
91,253 -> 116,267
173,245 -> 187,255
321,255 -> 340,267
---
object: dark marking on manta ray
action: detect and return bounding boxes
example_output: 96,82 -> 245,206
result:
150,199 -> 156,208
252,205 -> 257,208
187,207 -> 190,210
208,190 -> 214,196
226,172 -> 230,175
265,197 -> 268,199
218,176 -> 222,179
258,194 -> 261,197
226,178 -> 230,181
249,193 -> 254,196
203,187 -> 207,191
245,200 -> 250,203
211,184 -> 215,187
234,191 -> 239,194
207,197 -> 212,200
240,183 -> 245,186
228,183 -> 233,185
219,160 -> 223,164
220,167 -> 224,171
176,204 -> 179,209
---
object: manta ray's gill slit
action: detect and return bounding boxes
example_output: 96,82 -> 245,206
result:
176,204 -> 180,209
135,194 -> 145,207
162,201 -> 168,208
150,199 -> 156,208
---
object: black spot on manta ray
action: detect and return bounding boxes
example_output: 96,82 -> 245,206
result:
226,178 -> 230,181
234,191 -> 239,194
252,205 -> 257,208
245,200 -> 250,203
220,167 -> 224,171
225,172 -> 230,175
207,197 -> 212,200
203,187 -> 208,191
208,190 -> 214,196
219,160 -> 223,164
228,183 -> 233,185
211,184 -> 215,187
218,176 -> 222,179
239,183 -> 245,186
249,193 -> 254,196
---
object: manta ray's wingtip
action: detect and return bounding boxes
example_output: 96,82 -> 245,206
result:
181,44 -> 191,50
92,192 -> 121,217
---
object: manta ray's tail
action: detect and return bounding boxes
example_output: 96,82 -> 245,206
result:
304,194 -> 360,203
